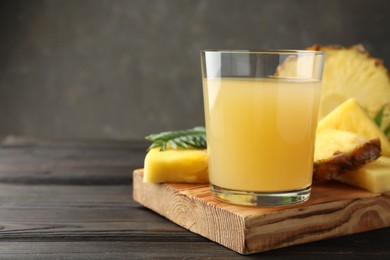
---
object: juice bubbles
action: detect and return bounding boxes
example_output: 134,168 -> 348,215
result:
203,78 -> 322,192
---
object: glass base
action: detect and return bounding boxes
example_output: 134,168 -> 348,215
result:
211,185 -> 311,207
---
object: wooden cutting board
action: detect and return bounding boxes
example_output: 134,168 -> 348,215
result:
132,169 -> 390,255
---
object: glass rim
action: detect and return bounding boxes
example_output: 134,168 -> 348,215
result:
201,49 -> 325,55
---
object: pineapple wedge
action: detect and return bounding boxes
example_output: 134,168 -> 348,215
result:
307,44 -> 390,133
143,148 -> 208,183
317,98 -> 390,156
334,156 -> 390,193
313,128 -> 381,181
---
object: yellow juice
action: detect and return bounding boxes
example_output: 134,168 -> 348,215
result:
203,78 -> 322,192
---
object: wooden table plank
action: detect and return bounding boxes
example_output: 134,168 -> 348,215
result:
0,241 -> 244,259
1,136 -> 149,150
0,164 -> 134,185
0,147 -> 144,169
0,231 -> 389,260
0,165 -> 134,185
0,137 -> 147,185
0,183 -> 204,243
0,184 -> 133,206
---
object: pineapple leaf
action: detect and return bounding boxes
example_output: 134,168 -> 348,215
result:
374,105 -> 390,141
384,124 -> 390,140
374,105 -> 386,127
145,127 -> 207,151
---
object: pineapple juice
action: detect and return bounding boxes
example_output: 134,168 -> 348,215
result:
203,77 -> 322,192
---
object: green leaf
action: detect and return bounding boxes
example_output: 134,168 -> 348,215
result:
384,123 -> 390,139
374,105 -> 386,127
145,126 -> 207,151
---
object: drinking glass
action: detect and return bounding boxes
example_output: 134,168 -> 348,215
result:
201,50 -> 325,206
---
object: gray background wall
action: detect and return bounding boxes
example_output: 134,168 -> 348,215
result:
1,0 -> 389,140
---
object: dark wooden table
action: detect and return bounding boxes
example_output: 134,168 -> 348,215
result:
0,136 -> 389,259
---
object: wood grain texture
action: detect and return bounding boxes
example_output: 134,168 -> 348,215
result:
133,169 -> 390,255
1,136 -> 389,259
2,234 -> 390,260
0,137 -> 147,185
0,183 -> 204,243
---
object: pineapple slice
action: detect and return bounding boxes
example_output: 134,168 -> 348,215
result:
307,44 -> 390,134
313,128 -> 381,181
143,148 -> 208,183
334,156 -> 390,193
317,98 -> 390,156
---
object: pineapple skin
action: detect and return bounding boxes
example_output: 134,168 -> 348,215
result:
143,148 -> 208,183
314,129 -> 381,181
317,98 -> 390,156
335,156 -> 390,193
314,128 -> 377,161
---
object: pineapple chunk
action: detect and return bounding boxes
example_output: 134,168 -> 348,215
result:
143,148 -> 208,183
317,98 -> 390,155
313,128 -> 381,181
307,44 -> 390,132
334,156 -> 390,193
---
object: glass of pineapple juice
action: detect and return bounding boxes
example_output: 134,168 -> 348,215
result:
201,50 -> 325,206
